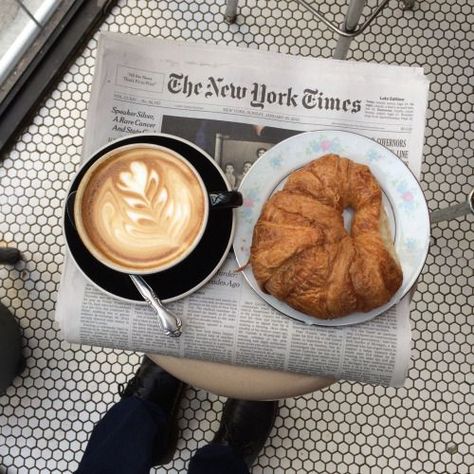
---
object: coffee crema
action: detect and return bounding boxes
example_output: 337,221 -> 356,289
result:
78,146 -> 207,272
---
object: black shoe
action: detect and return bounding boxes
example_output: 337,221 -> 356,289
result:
119,356 -> 186,465
212,399 -> 278,467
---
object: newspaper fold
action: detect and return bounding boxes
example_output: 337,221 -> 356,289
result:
56,33 -> 429,386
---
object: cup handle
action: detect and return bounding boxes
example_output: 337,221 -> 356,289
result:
209,191 -> 243,210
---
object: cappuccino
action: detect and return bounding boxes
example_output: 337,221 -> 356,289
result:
74,145 -> 208,273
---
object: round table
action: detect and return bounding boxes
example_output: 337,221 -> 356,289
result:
147,354 -> 336,400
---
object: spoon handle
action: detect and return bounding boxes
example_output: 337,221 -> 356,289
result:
129,275 -> 182,338
430,188 -> 474,224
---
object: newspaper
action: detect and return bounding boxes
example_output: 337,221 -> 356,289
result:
56,32 -> 429,386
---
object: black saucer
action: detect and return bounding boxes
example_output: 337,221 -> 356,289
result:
64,134 -> 234,303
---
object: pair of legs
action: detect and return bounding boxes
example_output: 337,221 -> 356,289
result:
76,356 -> 278,473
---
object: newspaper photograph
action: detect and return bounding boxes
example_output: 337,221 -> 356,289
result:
56,32 -> 429,386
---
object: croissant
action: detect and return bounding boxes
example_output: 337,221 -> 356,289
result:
250,154 -> 403,319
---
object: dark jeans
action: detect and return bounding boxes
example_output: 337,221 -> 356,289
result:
76,396 -> 249,474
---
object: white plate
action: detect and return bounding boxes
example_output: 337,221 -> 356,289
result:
234,130 -> 430,327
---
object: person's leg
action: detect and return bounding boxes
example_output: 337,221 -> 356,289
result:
75,356 -> 186,474
188,399 -> 278,474
188,444 -> 249,474
76,396 -> 168,474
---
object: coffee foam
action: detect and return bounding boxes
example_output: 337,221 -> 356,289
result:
80,147 -> 206,271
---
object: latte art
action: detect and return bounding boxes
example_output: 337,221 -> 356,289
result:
78,147 -> 207,272
101,161 -> 194,251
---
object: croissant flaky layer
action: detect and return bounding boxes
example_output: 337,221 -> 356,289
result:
250,154 -> 403,319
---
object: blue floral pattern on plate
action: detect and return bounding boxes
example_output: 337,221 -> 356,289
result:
367,148 -> 383,163
269,153 -> 284,170
392,179 -> 420,212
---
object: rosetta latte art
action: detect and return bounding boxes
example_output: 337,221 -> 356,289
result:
104,161 -> 193,250
80,148 -> 206,271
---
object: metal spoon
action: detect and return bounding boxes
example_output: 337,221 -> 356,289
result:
129,275 -> 182,337
430,188 -> 474,224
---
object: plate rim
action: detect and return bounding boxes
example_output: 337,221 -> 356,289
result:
63,132 -> 236,304
234,129 -> 430,327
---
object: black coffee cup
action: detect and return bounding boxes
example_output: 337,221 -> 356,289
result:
66,138 -> 242,275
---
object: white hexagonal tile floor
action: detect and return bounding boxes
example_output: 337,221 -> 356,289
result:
0,0 -> 472,473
